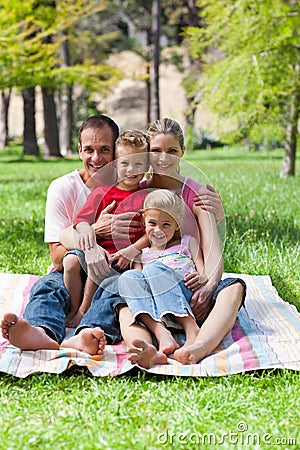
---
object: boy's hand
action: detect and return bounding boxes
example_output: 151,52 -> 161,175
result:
76,222 -> 96,250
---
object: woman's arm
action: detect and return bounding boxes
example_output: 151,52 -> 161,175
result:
190,205 -> 224,319
194,184 -> 225,224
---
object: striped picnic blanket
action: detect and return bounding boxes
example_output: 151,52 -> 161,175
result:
0,272 -> 299,378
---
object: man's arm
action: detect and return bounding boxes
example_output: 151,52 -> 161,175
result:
49,242 -> 68,272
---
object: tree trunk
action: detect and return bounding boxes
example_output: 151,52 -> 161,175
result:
22,87 -> 40,156
42,87 -> 61,158
0,89 -> 11,149
150,0 -> 161,121
59,36 -> 73,154
280,82 -> 300,178
146,29 -> 152,125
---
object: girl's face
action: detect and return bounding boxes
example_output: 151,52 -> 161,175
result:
144,208 -> 179,249
149,133 -> 184,177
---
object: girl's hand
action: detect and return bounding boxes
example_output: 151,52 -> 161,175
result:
110,245 -> 142,272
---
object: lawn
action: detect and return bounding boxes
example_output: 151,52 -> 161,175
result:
0,145 -> 299,450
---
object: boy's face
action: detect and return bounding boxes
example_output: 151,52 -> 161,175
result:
115,146 -> 149,190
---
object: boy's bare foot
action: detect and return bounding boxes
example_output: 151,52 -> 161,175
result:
174,341 -> 208,365
1,313 -> 59,351
61,327 -> 106,355
128,339 -> 168,369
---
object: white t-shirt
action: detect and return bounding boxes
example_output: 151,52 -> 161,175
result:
44,170 -> 90,243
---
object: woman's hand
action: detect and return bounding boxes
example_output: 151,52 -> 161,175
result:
194,184 -> 224,224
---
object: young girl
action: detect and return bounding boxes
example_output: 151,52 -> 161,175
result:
118,189 -> 208,365
61,130 -> 149,327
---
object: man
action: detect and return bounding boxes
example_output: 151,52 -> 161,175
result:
1,115 -> 224,355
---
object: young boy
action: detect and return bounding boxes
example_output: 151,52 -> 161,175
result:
61,130 -> 150,327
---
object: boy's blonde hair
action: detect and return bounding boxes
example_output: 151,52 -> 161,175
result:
143,189 -> 185,227
115,129 -> 149,157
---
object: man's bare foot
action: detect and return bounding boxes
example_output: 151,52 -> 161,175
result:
127,339 -> 168,369
1,313 -> 59,351
174,341 -> 208,365
61,327 -> 106,355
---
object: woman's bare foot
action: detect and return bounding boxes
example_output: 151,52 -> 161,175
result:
174,341 -> 208,365
127,339 -> 168,368
1,313 -> 59,351
61,327 -> 106,355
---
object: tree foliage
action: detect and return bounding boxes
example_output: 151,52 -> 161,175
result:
0,0 -> 121,92
186,0 -> 300,174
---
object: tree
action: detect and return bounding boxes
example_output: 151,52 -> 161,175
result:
0,89 -> 11,149
0,0 -> 122,156
150,0 -> 161,120
186,0 -> 300,176
22,87 -> 39,156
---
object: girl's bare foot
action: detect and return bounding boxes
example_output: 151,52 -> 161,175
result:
61,327 -> 106,355
1,313 -> 59,351
128,339 -> 168,368
158,333 -> 180,356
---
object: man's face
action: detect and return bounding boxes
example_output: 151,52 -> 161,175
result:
78,125 -> 115,181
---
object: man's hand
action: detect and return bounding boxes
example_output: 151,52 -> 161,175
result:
184,272 -> 208,292
194,184 -> 225,224
190,280 -> 217,320
85,245 -> 111,285
93,201 -> 143,240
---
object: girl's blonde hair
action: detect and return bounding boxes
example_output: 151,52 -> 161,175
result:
146,118 -> 185,150
143,189 -> 185,227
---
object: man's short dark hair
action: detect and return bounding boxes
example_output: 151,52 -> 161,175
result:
78,115 -> 119,147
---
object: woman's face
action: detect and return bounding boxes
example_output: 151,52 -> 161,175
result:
149,133 -> 184,176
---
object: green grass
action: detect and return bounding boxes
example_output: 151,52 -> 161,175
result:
0,144 -> 299,449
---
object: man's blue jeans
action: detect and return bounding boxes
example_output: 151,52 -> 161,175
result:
24,271 -> 122,344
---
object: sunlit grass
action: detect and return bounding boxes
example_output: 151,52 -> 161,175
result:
0,144 -> 299,449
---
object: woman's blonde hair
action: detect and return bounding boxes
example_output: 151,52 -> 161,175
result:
146,118 -> 185,150
143,189 -> 185,227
